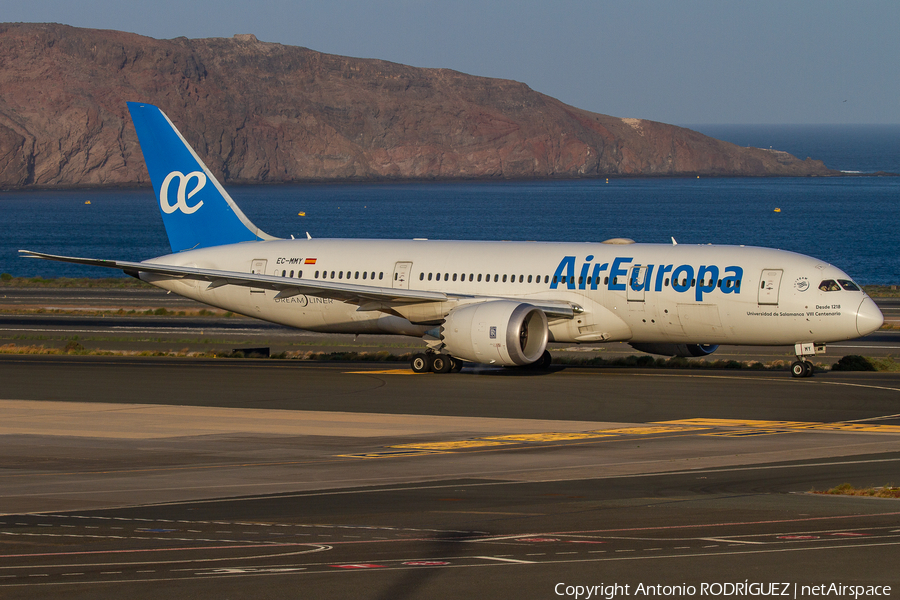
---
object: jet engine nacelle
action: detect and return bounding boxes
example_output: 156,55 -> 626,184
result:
629,343 -> 719,357
441,300 -> 549,366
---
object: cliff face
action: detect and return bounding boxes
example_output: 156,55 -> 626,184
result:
0,23 -> 833,188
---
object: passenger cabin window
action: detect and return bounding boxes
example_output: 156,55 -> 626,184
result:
819,280 -> 841,292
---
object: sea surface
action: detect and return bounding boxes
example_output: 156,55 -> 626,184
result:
686,124 -> 900,175
2,125 -> 898,284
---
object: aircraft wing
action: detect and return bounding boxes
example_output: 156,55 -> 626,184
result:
19,250 -> 578,318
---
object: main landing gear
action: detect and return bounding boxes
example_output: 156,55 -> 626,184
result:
410,352 -> 463,374
409,350 -> 553,374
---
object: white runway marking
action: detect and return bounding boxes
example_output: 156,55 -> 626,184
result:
474,555 -> 535,564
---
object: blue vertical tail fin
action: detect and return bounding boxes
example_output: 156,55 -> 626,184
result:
127,102 -> 277,253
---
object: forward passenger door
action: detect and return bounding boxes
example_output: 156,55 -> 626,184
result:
758,269 -> 783,305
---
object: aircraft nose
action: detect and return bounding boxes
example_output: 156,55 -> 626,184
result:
856,297 -> 884,336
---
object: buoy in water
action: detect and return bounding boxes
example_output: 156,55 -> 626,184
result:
298,212 -> 306,216
774,208 -> 781,213
85,201 -> 91,205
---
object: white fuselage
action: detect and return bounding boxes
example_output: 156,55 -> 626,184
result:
142,238 -> 879,347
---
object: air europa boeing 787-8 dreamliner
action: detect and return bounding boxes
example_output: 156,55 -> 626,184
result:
20,103 -> 884,377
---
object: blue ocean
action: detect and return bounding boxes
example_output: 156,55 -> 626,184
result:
686,124 -> 900,175
2,125 -> 898,284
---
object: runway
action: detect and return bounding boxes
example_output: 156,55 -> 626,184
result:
1,357 -> 899,599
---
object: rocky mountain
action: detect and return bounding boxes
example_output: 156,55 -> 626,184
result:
0,23 -> 834,188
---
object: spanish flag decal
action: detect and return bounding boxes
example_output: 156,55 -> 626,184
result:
305,258 -> 317,265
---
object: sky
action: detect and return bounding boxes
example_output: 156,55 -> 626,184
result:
6,0 -> 899,124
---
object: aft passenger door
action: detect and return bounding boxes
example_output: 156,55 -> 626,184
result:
392,261 -> 413,289
758,269 -> 783,305
250,259 -> 267,294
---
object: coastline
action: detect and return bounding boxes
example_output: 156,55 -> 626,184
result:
8,170 -> 900,193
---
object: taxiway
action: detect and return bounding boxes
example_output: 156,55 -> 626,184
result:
1,357 -> 899,599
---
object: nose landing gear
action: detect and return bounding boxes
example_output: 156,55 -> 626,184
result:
791,360 -> 815,378
792,342 -> 824,378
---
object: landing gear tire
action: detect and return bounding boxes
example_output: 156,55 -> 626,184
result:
450,357 -> 464,373
791,360 -> 814,378
431,354 -> 453,374
531,350 -> 552,370
410,353 -> 431,374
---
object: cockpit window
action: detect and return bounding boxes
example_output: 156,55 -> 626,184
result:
838,279 -> 861,292
819,279 -> 862,292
